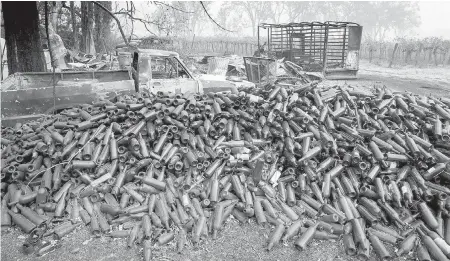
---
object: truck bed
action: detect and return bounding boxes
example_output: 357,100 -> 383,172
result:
1,70 -> 133,127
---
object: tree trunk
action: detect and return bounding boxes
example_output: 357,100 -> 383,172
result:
94,3 -> 101,53
51,1 -> 61,32
101,2 -> 112,53
80,1 -> 95,54
70,1 -> 79,51
2,1 -> 46,74
93,1 -> 112,54
80,1 -> 88,53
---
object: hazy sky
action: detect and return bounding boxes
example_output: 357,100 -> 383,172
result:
126,1 -> 450,39
418,1 -> 450,38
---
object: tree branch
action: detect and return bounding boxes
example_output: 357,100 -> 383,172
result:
153,1 -> 194,13
92,1 -> 128,45
115,12 -> 158,36
113,1 -> 158,36
200,1 -> 234,32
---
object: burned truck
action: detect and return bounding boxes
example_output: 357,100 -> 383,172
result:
256,21 -> 363,79
1,49 -> 246,127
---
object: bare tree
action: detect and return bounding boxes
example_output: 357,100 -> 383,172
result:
219,1 -> 272,37
212,1 -> 421,41
114,1 -> 158,37
284,2 -> 322,22
238,2 -> 272,37
271,2 -> 286,24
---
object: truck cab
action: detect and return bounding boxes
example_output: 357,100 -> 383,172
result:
133,49 -> 204,95
118,47 -> 252,94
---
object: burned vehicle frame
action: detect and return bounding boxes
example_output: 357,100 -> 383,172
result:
258,21 -> 363,79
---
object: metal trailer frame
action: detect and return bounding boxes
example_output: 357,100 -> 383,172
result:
258,21 -> 363,79
243,57 -> 277,85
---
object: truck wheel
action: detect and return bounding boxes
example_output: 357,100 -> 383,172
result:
44,103 -> 91,115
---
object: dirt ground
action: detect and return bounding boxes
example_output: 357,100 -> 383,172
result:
2,218 -> 396,261
2,59 -> 449,261
352,60 -> 450,97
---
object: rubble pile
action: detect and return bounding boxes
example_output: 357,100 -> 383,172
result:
2,82 -> 450,261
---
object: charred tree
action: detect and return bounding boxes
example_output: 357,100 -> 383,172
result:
2,1 -> 46,74
93,1 -> 112,54
80,1 -> 95,54
94,2 -> 102,53
70,1 -> 79,51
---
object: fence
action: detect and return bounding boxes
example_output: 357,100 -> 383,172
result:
171,38 -> 259,57
360,41 -> 450,66
136,36 -> 450,68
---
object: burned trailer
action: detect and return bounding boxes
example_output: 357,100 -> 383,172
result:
258,21 -> 363,79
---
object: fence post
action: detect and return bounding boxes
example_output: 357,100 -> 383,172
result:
388,43 -> 399,68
